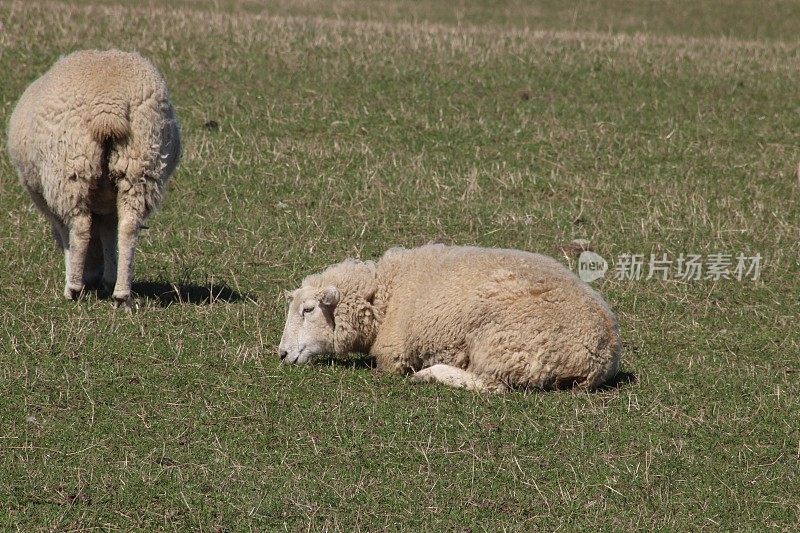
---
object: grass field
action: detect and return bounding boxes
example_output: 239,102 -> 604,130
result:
1,0 -> 799,530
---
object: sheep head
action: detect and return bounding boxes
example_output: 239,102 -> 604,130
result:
278,285 -> 340,365
279,259 -> 380,364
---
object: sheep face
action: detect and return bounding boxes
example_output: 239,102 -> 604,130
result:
278,285 -> 340,364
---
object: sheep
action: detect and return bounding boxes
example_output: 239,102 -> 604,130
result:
278,244 -> 622,393
6,49 -> 181,308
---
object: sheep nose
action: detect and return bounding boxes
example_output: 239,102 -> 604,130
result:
279,348 -> 288,360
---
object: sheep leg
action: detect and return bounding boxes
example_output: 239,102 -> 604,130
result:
82,220 -> 105,289
64,213 -> 92,300
25,187 -> 73,291
112,208 -> 140,308
26,186 -> 94,299
95,213 -> 118,293
411,364 -> 505,393
51,221 -> 71,290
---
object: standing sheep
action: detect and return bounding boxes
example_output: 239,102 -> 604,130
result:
279,244 -> 622,392
6,49 -> 181,307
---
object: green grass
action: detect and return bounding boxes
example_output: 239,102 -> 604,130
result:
1,0 -> 798,530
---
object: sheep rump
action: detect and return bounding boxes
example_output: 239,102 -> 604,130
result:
6,49 -> 180,307
279,244 -> 622,393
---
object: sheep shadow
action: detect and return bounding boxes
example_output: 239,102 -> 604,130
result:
131,280 -> 250,306
310,356 -> 636,391
311,358 -> 635,392
598,370 -> 637,391
315,354 -> 376,370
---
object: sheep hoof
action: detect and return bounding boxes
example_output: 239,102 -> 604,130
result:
112,293 -> 132,310
64,284 -> 84,301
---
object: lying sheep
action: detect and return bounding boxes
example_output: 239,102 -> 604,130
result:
279,244 -> 622,392
6,49 -> 181,307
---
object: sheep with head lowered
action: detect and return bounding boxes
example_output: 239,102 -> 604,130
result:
279,244 -> 622,392
6,49 -> 181,308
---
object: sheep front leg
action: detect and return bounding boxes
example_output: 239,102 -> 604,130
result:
50,220 -> 71,289
83,222 -> 105,289
411,364 -> 506,393
112,209 -> 140,309
28,189 -> 73,295
95,213 -> 118,294
64,213 -> 92,300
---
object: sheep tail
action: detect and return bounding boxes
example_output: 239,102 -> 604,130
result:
87,102 -> 130,143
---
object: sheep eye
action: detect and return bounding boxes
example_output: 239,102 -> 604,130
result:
302,305 -> 315,315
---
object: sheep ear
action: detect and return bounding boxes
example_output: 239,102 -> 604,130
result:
319,286 -> 340,307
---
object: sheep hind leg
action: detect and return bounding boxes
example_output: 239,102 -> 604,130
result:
111,207 -> 140,309
64,213 -> 92,300
410,364 -> 507,393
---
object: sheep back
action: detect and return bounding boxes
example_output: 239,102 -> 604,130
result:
370,244 -> 621,390
6,49 -> 180,222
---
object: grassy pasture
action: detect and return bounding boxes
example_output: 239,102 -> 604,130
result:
0,0 -> 798,530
